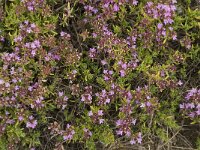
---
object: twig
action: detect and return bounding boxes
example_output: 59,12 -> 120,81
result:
178,133 -> 194,148
170,146 -> 197,150
158,129 -> 181,149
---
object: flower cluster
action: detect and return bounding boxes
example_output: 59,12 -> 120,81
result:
30,96 -> 44,110
180,88 -> 200,118
48,122 -> 75,141
61,124 -> 75,141
88,110 -> 104,124
21,0 -> 45,11
103,69 -> 113,81
181,36 -> 192,49
145,1 -> 177,25
133,86 -> 159,113
96,89 -> 114,106
81,86 -> 93,104
130,132 -> 142,145
117,59 -> 138,77
56,92 -> 68,110
26,116 -> 38,129
147,64 -> 182,92
116,117 -> 136,137
48,121 -> 61,135
88,48 -> 98,59
83,128 -> 92,139
17,21 -> 39,38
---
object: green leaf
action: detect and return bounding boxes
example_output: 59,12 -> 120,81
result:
96,77 -> 105,86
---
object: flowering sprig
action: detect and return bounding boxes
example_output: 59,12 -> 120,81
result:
145,1 -> 176,25
83,128 -> 92,139
133,86 -> 159,113
180,88 -> 200,119
61,124 -> 75,141
26,116 -> 37,129
21,0 -> 45,12
116,117 -> 137,137
56,91 -> 68,110
130,132 -> 142,145
30,96 -> 45,110
81,86 -> 93,104
96,89 -> 113,106
88,109 -> 104,124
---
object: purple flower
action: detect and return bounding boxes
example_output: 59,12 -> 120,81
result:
103,3 -> 109,8
132,119 -> 137,125
132,0 -> 138,6
137,137 -> 142,144
6,119 -> 15,124
5,82 -> 10,87
89,48 -> 97,59
60,31 -> 66,37
26,27 -> 32,33
58,91 -> 64,97
137,132 -> 142,144
189,112 -> 195,118
172,34 -> 177,40
88,111 -> 93,116
157,23 -> 163,29
196,109 -> 200,116
31,43 -> 36,49
130,139 -> 136,145
18,116 -> 24,121
62,124 -> 75,141
99,119 -> 104,124
189,103 -> 195,109
116,130 -> 123,135
189,88 -> 197,94
28,86 -> 33,91
179,104 -> 185,109
26,116 -> 37,129
113,4 -> 119,12
34,40 -> 40,47
146,101 -> 151,107
0,79 -> 4,85
177,80 -> 183,86
31,50 -> 36,56
92,33 -> 97,38
172,0 -> 177,3
98,110 -> 103,116
120,70 -> 126,77
116,119 -> 122,127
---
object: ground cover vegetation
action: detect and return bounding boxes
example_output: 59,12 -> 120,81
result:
0,0 -> 199,149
